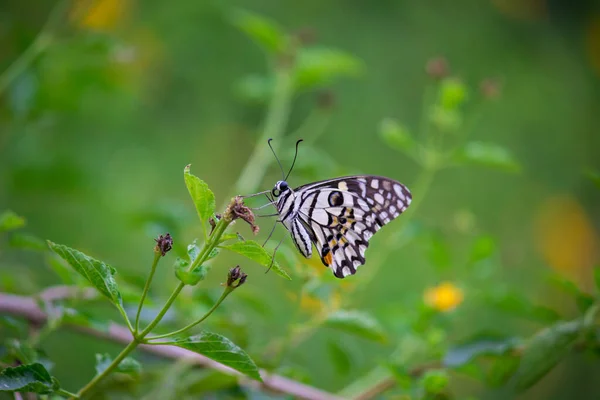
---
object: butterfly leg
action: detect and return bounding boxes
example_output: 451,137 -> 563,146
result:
239,189 -> 271,199
265,235 -> 285,275
262,220 -> 279,246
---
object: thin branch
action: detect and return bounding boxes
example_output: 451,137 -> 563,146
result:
0,291 -> 344,400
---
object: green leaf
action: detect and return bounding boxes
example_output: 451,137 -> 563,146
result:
547,273 -> 595,312
0,363 -> 59,394
444,336 -> 520,367
218,233 -> 240,244
594,267 -> 600,293
485,290 -> 561,323
174,259 -> 209,286
184,165 -> 216,236
235,74 -> 274,103
510,319 -> 582,392
221,240 -> 290,280
420,369 -> 449,395
379,118 -> 416,155
295,46 -> 363,90
229,8 -> 287,54
487,354 -> 520,387
327,340 -> 352,375
438,78 -> 468,110
8,233 -> 47,251
95,354 -> 141,376
324,310 -> 387,343
454,142 -> 520,173
47,241 -> 122,307
171,332 -> 262,381
187,240 -> 200,264
0,210 -> 25,232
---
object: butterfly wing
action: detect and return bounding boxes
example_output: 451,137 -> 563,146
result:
292,175 -> 411,278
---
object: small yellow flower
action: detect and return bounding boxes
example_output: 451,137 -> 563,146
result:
71,0 -> 131,31
424,282 -> 464,312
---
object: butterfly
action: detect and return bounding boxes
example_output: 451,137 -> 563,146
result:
257,139 -> 412,279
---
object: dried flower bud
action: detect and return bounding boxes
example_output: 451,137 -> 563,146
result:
225,196 -> 259,234
227,265 -> 248,288
426,57 -> 449,79
479,78 -> 501,99
154,233 -> 173,256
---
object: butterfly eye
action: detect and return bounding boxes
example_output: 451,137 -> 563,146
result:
272,188 -> 281,198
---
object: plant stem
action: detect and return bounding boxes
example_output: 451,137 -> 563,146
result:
134,252 -> 161,333
56,388 -> 79,399
145,287 -> 234,341
138,217 -> 231,338
232,66 -> 295,197
74,217 -> 232,398
75,339 -> 139,399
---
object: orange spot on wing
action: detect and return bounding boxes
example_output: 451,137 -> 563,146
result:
324,252 -> 333,266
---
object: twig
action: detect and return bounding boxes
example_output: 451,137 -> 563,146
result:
0,291 -> 344,400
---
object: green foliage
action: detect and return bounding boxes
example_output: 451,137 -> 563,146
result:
184,165 -> 216,237
324,310 -> 388,343
379,118 -> 416,156
221,240 -> 291,280
510,319 -> 582,392
294,47 -> 364,90
0,363 -> 59,394
47,241 -> 123,307
171,332 -> 262,381
229,8 -> 287,54
0,210 -> 25,232
454,141 -> 520,172
95,354 -> 141,376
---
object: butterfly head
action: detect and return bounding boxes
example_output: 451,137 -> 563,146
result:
272,180 -> 289,198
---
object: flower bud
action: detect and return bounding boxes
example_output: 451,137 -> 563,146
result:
227,265 -> 248,288
154,233 -> 173,256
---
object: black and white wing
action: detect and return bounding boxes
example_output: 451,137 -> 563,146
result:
292,175 -> 411,278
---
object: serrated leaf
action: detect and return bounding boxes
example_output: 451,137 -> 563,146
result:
379,118 -> 416,154
187,240 -> 200,263
47,241 -> 122,307
0,363 -> 59,394
510,319 -> 581,392
295,46 -> 363,90
444,336 -> 519,367
8,233 -> 47,251
324,310 -> 387,343
222,240 -> 290,280
219,233 -> 240,244
171,332 -> 262,381
0,210 -> 25,232
454,142 -> 520,173
184,165 -> 215,236
229,8 -> 287,54
95,354 -> 141,376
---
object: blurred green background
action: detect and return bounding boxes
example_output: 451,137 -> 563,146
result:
1,0 -> 600,399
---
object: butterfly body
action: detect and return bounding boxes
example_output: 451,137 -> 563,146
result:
271,175 -> 412,278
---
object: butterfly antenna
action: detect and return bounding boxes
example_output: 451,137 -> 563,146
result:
284,139 -> 304,181
268,138 -> 286,180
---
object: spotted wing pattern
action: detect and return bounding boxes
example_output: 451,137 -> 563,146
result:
280,176 -> 411,279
